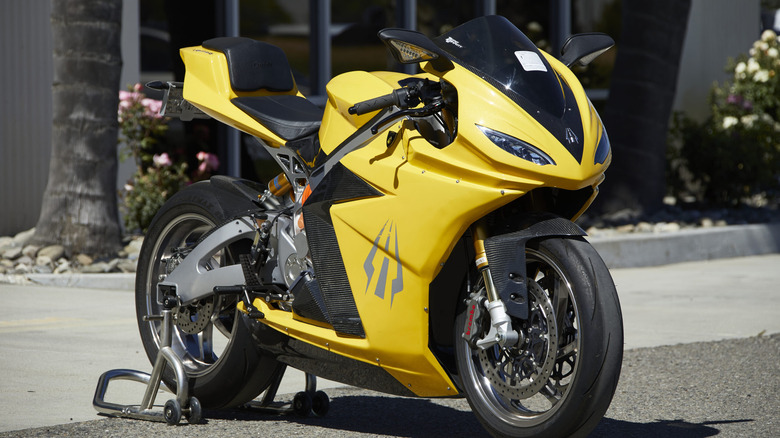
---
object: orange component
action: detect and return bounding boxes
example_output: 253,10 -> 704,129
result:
297,184 -> 312,229
268,173 -> 291,196
301,184 -> 312,204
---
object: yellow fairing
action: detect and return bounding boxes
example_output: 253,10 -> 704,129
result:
179,45 -> 299,146
231,52 -> 607,396
248,70 -> 537,397
254,60 -> 607,396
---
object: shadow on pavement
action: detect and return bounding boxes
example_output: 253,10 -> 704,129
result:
591,418 -> 754,437
206,394 -> 488,437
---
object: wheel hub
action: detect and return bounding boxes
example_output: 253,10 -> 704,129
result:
478,280 -> 558,400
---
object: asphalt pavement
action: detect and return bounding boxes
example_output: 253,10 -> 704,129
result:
1,252 -> 779,436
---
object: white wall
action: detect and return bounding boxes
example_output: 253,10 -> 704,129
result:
0,0 -> 53,236
0,0 -> 139,236
117,0 -> 140,228
673,0 -> 761,120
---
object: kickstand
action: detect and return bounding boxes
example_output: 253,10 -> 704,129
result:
242,365 -> 330,417
93,296 -> 201,425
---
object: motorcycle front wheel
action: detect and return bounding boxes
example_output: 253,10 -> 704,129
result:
455,236 -> 623,437
135,183 -> 284,409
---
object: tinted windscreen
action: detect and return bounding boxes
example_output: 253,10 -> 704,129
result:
434,16 -> 565,117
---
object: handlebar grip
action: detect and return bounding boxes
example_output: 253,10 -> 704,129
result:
348,89 -> 406,115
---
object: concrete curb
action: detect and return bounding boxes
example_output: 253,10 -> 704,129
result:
2,223 -> 778,290
589,223 -> 780,269
24,272 -> 136,290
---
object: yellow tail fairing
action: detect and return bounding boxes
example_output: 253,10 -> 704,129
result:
180,45 -> 301,146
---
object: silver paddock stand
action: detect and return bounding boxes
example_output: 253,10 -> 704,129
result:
243,365 -> 330,417
93,295 -> 202,425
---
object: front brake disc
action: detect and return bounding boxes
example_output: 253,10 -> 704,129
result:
478,280 -> 558,400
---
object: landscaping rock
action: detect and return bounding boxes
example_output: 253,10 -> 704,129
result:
12,263 -> 31,274
15,255 -> 33,267
22,245 -> 40,258
116,259 -> 137,273
75,253 -> 93,266
12,228 -> 36,246
80,262 -> 110,273
0,236 -> 14,249
2,246 -> 22,260
35,255 -> 53,267
33,264 -> 53,274
54,261 -> 72,274
38,245 -> 65,261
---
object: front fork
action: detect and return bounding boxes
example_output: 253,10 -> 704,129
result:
465,220 -> 521,350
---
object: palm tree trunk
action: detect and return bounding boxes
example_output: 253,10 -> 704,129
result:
596,0 -> 691,216
30,0 -> 123,257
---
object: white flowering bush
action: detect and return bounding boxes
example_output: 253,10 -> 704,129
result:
669,30 -> 780,205
118,84 -> 219,232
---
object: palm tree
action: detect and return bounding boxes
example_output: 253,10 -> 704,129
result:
30,0 -> 123,257
596,0 -> 692,216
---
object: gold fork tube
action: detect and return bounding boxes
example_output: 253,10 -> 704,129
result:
472,220 -> 499,303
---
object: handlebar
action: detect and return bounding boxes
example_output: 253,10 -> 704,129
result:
349,88 -> 413,116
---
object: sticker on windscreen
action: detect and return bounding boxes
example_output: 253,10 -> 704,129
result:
514,51 -> 547,72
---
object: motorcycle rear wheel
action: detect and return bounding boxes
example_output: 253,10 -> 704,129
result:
135,183 -> 284,409
455,236 -> 623,437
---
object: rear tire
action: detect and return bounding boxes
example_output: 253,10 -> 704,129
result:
135,183 -> 284,409
455,237 -> 623,437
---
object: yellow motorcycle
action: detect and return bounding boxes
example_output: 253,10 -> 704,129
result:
137,15 -> 622,437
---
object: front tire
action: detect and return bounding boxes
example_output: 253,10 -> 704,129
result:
455,237 -> 623,437
135,183 -> 284,409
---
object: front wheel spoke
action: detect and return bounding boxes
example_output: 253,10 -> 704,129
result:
551,276 -> 569,336
557,340 -> 577,359
542,382 -> 562,405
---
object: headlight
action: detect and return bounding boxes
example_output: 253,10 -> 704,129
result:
477,125 -> 556,166
594,126 -> 610,164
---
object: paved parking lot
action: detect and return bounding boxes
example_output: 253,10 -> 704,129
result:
1,254 -> 779,435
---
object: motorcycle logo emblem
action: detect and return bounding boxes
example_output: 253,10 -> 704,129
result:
445,37 -> 463,48
363,220 -> 403,307
565,128 -> 579,145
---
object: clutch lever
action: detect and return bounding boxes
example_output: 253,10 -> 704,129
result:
370,100 -> 446,134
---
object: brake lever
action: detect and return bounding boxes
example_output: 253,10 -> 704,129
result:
370,100 -> 446,135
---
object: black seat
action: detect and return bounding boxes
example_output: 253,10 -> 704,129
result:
202,37 -> 321,141
202,37 -> 295,92
232,95 -> 323,141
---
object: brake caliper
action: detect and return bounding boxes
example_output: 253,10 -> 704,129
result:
462,292 -> 486,348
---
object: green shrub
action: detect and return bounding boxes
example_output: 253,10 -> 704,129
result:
668,30 -> 780,205
117,84 -> 219,233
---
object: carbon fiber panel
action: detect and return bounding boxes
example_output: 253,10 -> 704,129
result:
484,216 -> 585,320
291,272 -> 331,325
302,163 -> 382,337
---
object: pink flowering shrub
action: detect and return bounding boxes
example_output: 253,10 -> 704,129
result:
668,30 -> 780,205
118,83 -> 219,232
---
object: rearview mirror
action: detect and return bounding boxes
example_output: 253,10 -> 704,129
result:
559,33 -> 614,68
